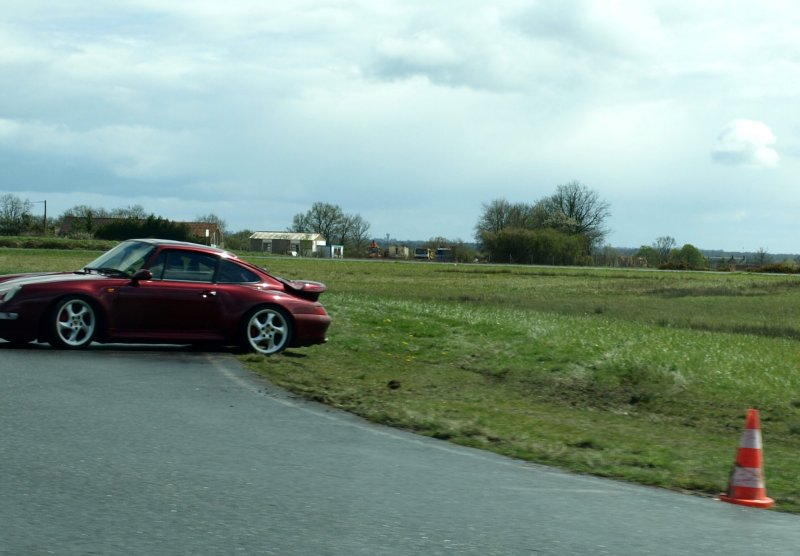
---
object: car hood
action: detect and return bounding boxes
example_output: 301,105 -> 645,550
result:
0,271 -> 108,290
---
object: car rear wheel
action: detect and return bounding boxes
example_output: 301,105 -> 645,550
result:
49,297 -> 97,349
243,306 -> 292,355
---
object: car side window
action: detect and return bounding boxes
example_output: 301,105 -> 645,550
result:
216,259 -> 260,284
148,252 -> 166,280
158,251 -> 218,282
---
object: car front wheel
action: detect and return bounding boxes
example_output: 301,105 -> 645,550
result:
49,297 -> 97,349
243,306 -> 292,355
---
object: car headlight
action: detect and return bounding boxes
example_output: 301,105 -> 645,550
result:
0,285 -> 21,304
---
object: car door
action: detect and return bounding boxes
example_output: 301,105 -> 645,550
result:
112,250 -> 225,341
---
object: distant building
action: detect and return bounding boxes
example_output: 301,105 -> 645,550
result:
387,245 -> 409,259
318,245 -> 344,259
249,231 -> 327,257
184,222 -> 223,246
435,247 -> 453,262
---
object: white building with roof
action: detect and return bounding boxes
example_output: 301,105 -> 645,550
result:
249,232 -> 327,256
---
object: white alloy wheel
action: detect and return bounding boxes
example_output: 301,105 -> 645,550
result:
245,307 -> 292,354
51,297 -> 97,349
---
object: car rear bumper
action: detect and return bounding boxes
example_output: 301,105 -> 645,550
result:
290,313 -> 331,347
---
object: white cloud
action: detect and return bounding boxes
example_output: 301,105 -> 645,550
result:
711,119 -> 779,168
0,118 -> 204,180
377,33 -> 462,71
516,0 -> 667,59
2,1 -> 800,250
698,209 -> 749,224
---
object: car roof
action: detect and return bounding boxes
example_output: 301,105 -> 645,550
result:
130,238 -> 236,258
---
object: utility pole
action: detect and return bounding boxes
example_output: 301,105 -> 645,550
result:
34,200 -> 47,235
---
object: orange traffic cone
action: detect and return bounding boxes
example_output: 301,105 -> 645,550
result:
719,409 -> 774,508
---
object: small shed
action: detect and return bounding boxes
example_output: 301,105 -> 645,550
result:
387,245 -> 409,259
184,222 -> 223,247
249,232 -> 327,257
318,245 -> 344,259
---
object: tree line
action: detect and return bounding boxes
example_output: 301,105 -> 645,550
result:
0,197 -> 230,244
3,189 -> 765,270
0,185 -> 616,265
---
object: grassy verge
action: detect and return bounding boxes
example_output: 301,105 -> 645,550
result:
244,258 -> 800,512
4,249 -> 800,511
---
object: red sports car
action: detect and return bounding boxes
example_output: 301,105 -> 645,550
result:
0,239 -> 331,354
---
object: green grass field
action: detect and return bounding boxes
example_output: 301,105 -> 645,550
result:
4,247 -> 800,512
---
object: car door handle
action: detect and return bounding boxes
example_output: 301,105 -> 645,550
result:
201,290 -> 217,298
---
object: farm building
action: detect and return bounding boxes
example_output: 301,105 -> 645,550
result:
318,245 -> 344,259
249,232 -> 327,257
387,245 -> 409,259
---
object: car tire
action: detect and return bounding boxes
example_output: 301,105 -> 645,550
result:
242,306 -> 293,355
49,297 -> 97,349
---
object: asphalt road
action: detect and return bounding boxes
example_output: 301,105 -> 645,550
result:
2,343 -> 800,555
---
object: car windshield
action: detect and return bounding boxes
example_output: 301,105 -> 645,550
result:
84,241 -> 156,276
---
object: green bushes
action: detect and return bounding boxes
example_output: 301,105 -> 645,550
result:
758,263 -> 800,274
94,215 -> 192,241
656,244 -> 708,270
480,227 -> 589,265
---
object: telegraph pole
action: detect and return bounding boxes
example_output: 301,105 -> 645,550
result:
34,200 -> 47,235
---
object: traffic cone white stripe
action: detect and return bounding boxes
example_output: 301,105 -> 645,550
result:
731,466 -> 765,489
740,429 -> 761,449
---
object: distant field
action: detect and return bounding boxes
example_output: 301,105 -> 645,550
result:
4,248 -> 800,512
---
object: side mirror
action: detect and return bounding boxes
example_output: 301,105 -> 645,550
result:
131,269 -> 153,284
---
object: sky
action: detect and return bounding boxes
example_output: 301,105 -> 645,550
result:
1,1 -> 799,252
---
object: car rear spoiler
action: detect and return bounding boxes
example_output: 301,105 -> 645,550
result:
279,279 -> 327,302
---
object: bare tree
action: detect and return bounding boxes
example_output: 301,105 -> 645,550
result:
475,199 -> 541,240
195,212 -> 228,233
290,202 -> 344,244
755,247 -> 770,267
339,214 -> 371,252
113,204 -> 148,219
653,236 -> 676,263
475,199 -> 512,238
543,181 -> 611,252
63,205 -> 111,218
291,212 -> 310,232
0,194 -> 33,235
